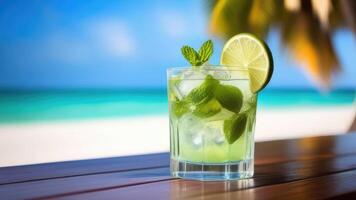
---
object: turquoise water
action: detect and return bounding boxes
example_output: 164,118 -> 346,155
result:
0,89 -> 354,124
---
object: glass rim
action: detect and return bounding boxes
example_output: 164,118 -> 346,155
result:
167,65 -> 249,72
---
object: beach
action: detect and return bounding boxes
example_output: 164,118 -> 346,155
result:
1,105 -> 354,167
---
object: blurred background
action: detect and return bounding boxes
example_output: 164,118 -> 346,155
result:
0,0 -> 355,167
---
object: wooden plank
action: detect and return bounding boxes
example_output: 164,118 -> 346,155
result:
332,191 -> 356,199
3,153 -> 356,199
202,170 -> 356,200
50,169 -> 356,200
0,153 -> 169,185
254,132 -> 356,164
0,167 -> 172,200
1,133 -> 355,185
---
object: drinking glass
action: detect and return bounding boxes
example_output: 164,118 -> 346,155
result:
168,66 -> 257,181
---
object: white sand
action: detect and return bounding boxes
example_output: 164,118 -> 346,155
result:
0,106 -> 355,167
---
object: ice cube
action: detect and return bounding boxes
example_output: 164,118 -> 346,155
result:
203,120 -> 226,146
176,80 -> 200,96
200,65 -> 213,75
181,68 -> 194,77
207,126 -> 225,145
214,134 -> 225,145
192,131 -> 203,146
240,95 -> 257,112
178,114 -> 208,148
212,67 -> 231,80
182,68 -> 206,80
176,67 -> 227,97
170,81 -> 183,100
177,70 -> 206,96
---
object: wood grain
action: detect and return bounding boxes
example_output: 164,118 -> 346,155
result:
0,152 -> 169,185
202,170 -> 356,200
2,133 -> 356,185
0,167 -> 172,200
52,169 -> 356,200
254,133 -> 356,164
7,152 -> 355,199
1,133 -> 356,199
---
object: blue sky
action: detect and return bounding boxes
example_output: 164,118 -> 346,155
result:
0,0 -> 355,90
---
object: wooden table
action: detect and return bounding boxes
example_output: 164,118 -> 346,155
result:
1,133 -> 356,199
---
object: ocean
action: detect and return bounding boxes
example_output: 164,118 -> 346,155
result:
0,89 -> 354,124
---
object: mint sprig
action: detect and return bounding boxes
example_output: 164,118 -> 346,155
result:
181,40 -> 214,68
181,46 -> 200,66
198,40 -> 213,63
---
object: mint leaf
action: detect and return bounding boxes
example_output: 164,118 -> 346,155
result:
187,75 -> 219,105
181,40 -> 214,67
198,40 -> 213,63
171,99 -> 189,118
181,46 -> 201,66
223,113 -> 247,144
187,75 -> 221,118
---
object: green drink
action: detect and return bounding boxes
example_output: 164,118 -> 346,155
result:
168,34 -> 273,180
168,67 -> 257,180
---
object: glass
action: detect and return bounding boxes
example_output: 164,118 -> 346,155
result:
167,66 -> 257,181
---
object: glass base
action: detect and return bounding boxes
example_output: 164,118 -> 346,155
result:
171,158 -> 254,181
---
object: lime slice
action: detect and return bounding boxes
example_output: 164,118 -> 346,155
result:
220,33 -> 273,93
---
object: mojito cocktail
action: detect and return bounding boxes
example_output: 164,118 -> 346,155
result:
168,67 -> 257,180
168,34 -> 273,181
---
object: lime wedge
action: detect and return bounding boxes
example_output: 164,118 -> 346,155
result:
220,33 -> 273,93
214,84 -> 243,113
